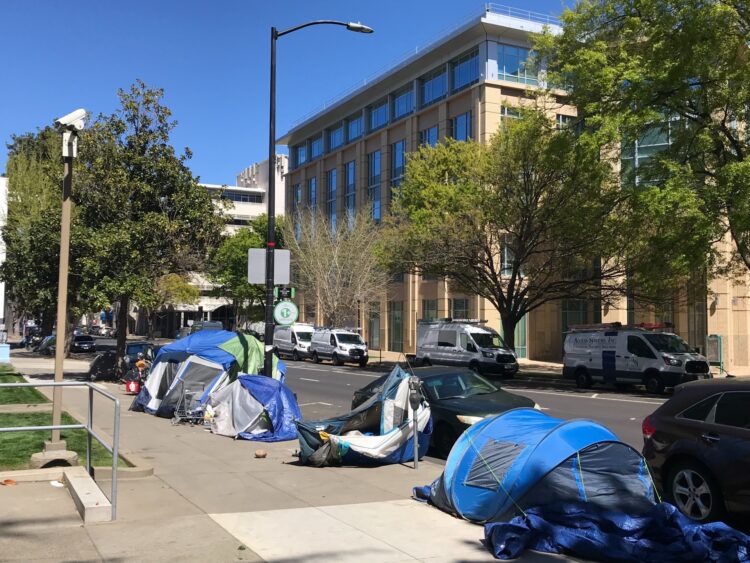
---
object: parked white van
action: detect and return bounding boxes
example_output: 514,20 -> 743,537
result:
563,324 -> 712,394
309,328 -> 368,367
273,323 -> 314,361
415,319 -> 518,377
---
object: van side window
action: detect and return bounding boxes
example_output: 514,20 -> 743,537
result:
424,330 -> 438,346
627,336 -> 656,359
459,333 -> 468,349
438,330 -> 457,347
330,335 -> 336,346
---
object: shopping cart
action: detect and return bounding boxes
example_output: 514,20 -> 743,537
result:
171,381 -> 206,426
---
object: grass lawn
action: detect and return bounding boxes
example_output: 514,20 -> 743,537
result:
0,371 -> 49,405
0,411 -> 127,470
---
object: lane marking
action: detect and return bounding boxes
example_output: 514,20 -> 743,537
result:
298,401 -> 334,407
591,393 -> 599,398
299,377 -> 319,382
515,388 -> 665,406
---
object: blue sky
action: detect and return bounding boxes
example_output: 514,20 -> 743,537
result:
2,0 -> 570,185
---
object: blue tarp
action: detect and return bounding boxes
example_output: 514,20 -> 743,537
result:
235,375 -> 301,442
484,501 -> 750,562
153,330 -> 240,369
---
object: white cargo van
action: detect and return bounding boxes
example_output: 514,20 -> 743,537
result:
415,319 -> 518,377
273,323 -> 314,361
563,324 -> 712,393
309,328 -> 368,367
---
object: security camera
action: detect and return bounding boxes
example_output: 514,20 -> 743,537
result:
56,108 -> 87,131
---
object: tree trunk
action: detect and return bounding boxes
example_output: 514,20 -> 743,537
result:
116,295 -> 129,371
501,314 -> 517,352
147,308 -> 155,340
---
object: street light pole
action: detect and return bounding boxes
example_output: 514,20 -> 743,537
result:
263,20 -> 373,378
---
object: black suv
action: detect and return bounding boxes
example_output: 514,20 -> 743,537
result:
642,379 -> 750,522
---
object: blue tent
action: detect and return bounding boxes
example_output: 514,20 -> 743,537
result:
416,408 -> 655,523
209,375 -> 301,442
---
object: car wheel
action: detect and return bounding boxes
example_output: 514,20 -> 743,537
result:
644,372 -> 665,394
575,368 -> 592,389
433,423 -> 460,458
292,350 -> 300,362
422,357 -> 431,367
332,353 -> 343,366
469,362 -> 482,375
358,358 -> 368,368
312,352 -> 320,364
667,461 -> 724,522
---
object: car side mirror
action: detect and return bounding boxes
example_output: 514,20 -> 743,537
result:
693,347 -> 700,354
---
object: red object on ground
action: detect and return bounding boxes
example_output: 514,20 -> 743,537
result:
124,380 -> 140,395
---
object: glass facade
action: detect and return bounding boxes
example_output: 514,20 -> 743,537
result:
292,183 -> 301,239
348,115 -> 363,141
497,44 -> 537,85
368,150 -> 381,222
345,160 -> 356,228
452,49 -> 479,92
221,191 -> 263,203
294,144 -> 307,168
419,125 -> 438,147
422,299 -> 438,321
392,88 -> 414,120
388,301 -> 404,352
310,135 -> 323,159
369,100 -> 388,131
420,67 -> 447,106
328,124 -> 344,150
450,298 -> 470,319
391,139 -> 406,188
307,176 -> 317,208
327,168 -> 337,230
621,121 -> 677,185
368,302 -> 381,349
501,106 -> 521,119
451,111 -> 472,141
556,114 -> 575,129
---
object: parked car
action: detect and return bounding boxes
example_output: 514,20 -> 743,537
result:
415,319 -> 518,377
564,323 -> 711,393
88,340 -> 155,381
642,379 -> 750,522
310,328 -> 368,366
352,366 -> 538,456
273,323 -> 314,361
189,320 -> 223,334
70,334 -> 96,353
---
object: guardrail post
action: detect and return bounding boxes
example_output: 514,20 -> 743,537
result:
111,397 -> 120,521
86,385 -> 93,476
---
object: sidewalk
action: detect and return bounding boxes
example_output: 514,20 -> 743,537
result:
5,353 -> 572,562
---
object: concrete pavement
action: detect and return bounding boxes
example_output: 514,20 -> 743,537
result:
5,352 -> 575,562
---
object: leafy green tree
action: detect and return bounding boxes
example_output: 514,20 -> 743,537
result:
382,110 -> 627,350
139,273 -> 200,338
209,214 -> 284,328
76,80 -> 225,361
536,0 -> 744,285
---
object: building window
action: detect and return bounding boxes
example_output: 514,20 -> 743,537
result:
307,176 -> 317,209
369,100 -> 388,131
450,298 -> 470,319
501,106 -> 521,119
348,115 -> 363,142
391,139 -> 406,188
368,302 -> 381,349
293,144 -> 307,168
419,125 -> 438,147
392,87 -> 414,120
500,235 -> 520,276
388,301 -> 404,352
556,114 -> 575,129
422,299 -> 438,321
392,272 -> 404,282
327,168 -> 337,231
562,299 -> 589,332
220,191 -> 264,203
451,112 -> 472,141
310,135 -> 323,160
304,303 -> 317,324
368,150 -> 381,223
292,183 -> 302,239
452,49 -> 479,92
328,124 -> 344,151
621,121 -> 677,186
420,67 -> 447,107
497,44 -> 538,85
345,160 -> 356,228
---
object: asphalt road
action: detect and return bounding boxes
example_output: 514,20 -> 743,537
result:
282,360 -> 665,450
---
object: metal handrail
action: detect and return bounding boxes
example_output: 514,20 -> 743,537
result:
0,381 -> 120,520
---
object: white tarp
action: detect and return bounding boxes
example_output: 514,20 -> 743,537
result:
209,379 -> 269,438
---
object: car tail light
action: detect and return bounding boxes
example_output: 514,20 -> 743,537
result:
642,415 -> 656,439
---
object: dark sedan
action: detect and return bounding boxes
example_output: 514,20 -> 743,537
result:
642,378 -> 750,523
352,366 -> 538,456
70,335 -> 96,353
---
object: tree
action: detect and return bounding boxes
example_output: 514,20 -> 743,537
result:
75,80 -> 225,363
139,273 -> 199,338
209,215 -> 284,328
536,0 -> 745,283
382,110 -> 628,350
285,210 -> 390,327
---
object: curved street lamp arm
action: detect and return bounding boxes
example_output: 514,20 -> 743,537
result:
276,20 -> 349,38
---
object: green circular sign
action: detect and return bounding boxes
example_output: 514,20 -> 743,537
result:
273,301 -> 299,326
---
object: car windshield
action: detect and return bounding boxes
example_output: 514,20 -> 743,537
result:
127,344 -> 149,355
643,333 -> 692,353
76,335 -> 93,342
337,333 -> 364,345
296,332 -> 313,342
423,371 -> 499,400
470,331 -> 505,349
